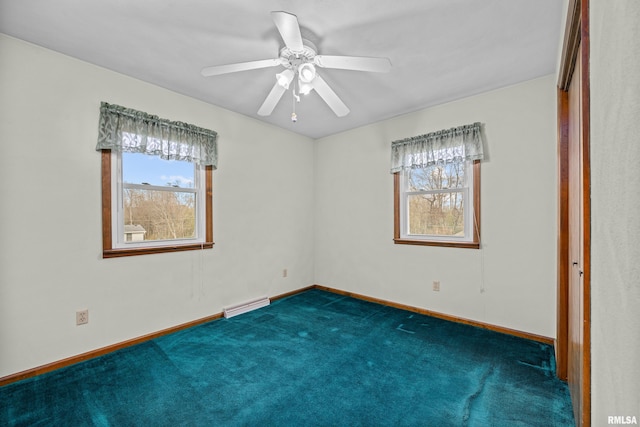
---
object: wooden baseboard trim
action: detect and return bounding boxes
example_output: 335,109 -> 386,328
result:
0,284 -> 552,387
271,285 -> 315,302
313,285 -> 555,345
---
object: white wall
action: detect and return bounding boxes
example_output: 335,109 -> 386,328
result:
590,1 -> 640,422
0,35 -> 315,378
314,75 -> 558,338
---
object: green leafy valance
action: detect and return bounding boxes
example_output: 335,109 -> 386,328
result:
96,102 -> 218,168
390,122 -> 484,174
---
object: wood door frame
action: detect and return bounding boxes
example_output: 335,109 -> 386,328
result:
557,0 -> 591,425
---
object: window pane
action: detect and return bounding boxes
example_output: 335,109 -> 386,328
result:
408,192 -> 464,236
123,188 -> 196,241
408,163 -> 465,191
123,152 -> 194,187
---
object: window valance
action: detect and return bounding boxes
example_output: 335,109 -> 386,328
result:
96,102 -> 218,168
390,122 -> 484,174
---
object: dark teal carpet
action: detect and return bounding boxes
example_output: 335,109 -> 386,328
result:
1,289 -> 574,426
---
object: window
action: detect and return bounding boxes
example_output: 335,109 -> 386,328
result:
390,122 -> 484,249
101,151 -> 213,258
97,102 -> 217,258
394,161 -> 480,248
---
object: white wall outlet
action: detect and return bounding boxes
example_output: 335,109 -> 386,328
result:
283,268 -> 288,278
76,309 -> 89,325
432,281 -> 440,292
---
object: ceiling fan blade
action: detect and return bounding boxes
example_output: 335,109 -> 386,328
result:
311,75 -> 350,117
271,11 -> 304,52
201,59 -> 281,77
314,55 -> 392,73
257,82 -> 288,116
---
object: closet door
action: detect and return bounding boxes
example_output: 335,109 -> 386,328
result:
557,1 -> 591,425
567,42 -> 590,426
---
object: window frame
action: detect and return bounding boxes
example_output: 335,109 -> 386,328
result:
101,150 -> 213,258
393,160 -> 480,249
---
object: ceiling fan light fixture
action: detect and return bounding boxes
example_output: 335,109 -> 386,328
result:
298,63 -> 316,83
276,69 -> 295,89
299,81 -> 313,95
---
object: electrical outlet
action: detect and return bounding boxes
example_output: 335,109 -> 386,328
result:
76,309 -> 89,325
283,268 -> 288,278
432,281 -> 440,292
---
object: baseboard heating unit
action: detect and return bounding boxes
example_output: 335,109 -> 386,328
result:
223,297 -> 270,319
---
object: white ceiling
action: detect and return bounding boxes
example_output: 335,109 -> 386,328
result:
0,0 -> 564,139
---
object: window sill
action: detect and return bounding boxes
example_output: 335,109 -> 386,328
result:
393,238 -> 480,249
103,242 -> 214,258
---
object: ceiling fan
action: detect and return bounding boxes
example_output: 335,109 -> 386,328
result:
201,11 -> 392,121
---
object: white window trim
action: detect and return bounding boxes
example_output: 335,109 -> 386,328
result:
110,151 -> 206,249
398,161 -> 475,244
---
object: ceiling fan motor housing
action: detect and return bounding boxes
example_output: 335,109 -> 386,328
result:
279,40 -> 317,71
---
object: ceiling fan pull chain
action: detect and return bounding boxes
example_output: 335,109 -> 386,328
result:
291,81 -> 298,123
